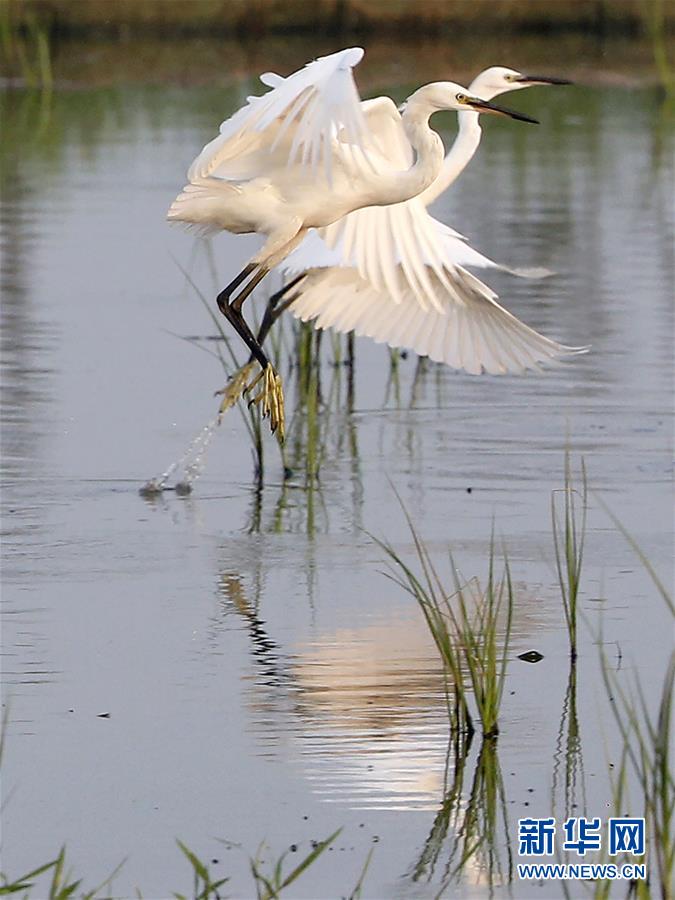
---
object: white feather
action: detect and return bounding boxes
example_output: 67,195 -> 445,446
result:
186,48 -> 369,187
290,266 -> 587,375
272,63 -> 579,369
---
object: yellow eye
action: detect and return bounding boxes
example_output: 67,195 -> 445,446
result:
456,93 -> 467,103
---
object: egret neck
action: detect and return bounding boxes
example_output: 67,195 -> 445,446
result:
420,109 -> 482,206
364,84 -> 448,207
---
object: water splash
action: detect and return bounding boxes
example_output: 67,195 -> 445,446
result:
140,415 -> 221,497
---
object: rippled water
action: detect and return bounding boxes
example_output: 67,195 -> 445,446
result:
1,54 -> 673,898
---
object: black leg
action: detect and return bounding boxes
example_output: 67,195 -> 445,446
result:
217,266 -> 306,374
215,265 -> 295,442
216,263 -> 270,369
231,266 -> 271,315
219,302 -> 269,370
255,273 -> 308,348
216,263 -> 256,315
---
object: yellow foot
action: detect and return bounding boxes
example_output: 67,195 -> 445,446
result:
215,361 -> 257,419
246,364 -> 285,443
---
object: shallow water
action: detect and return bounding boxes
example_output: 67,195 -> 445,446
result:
1,51 -> 673,898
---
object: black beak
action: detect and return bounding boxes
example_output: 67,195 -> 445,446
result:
515,74 -> 573,86
465,95 -> 539,125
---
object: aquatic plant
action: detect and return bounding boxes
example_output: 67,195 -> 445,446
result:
551,454 -> 587,661
0,829 -> 368,899
595,521 -> 674,900
247,829 -> 342,900
380,514 -> 513,740
379,524 -> 473,739
0,845 -> 123,899
643,0 -> 675,98
590,651 -> 674,900
174,840 -> 230,900
450,551 -> 514,740
0,2 -> 53,90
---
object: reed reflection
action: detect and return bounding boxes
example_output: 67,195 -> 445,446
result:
241,320 -> 368,535
410,736 -> 513,893
551,660 -> 587,823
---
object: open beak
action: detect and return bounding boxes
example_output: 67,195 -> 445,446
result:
465,95 -> 539,124
515,74 -> 573,86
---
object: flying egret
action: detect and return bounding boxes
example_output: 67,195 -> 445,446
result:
265,67 -> 583,378
168,49 -> 538,440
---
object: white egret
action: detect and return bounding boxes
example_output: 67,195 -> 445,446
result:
269,67 -> 584,377
168,49 -> 538,439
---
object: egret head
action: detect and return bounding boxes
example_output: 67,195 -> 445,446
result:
414,81 -> 539,124
470,67 -> 572,100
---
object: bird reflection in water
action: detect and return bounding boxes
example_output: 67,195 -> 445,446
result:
218,573 -> 288,690
218,568 -> 515,891
218,570 -> 450,808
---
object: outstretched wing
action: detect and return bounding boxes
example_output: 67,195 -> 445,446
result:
288,265 -> 587,376
283,187 -> 480,312
319,200 -> 470,311
283,215 -> 551,287
281,195 -> 551,308
187,47 -> 370,185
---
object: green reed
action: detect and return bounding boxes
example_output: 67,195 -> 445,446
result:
248,829 -> 341,900
179,261 -> 364,534
593,653 -> 674,900
0,845 -> 123,899
0,829 -> 368,899
380,513 -> 513,740
379,526 -> 473,738
175,840 -> 230,900
0,3 -> 53,90
585,495 -> 673,900
551,454 -> 587,661
449,550 -> 514,740
643,0 -> 675,98
596,557 -> 674,899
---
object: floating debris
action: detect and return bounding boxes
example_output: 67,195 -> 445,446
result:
518,650 -> 544,663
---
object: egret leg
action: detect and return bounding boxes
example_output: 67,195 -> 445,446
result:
215,229 -> 307,442
216,263 -> 269,369
215,264 -> 286,440
231,273 -> 308,441
256,273 -> 308,346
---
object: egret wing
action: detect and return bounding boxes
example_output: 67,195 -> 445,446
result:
187,47 -> 370,185
357,96 -> 412,166
297,194 -> 468,311
438,226 -> 554,278
289,265 -> 587,375
283,213 -> 551,287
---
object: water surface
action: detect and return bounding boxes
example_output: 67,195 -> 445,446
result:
1,54 -> 673,898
